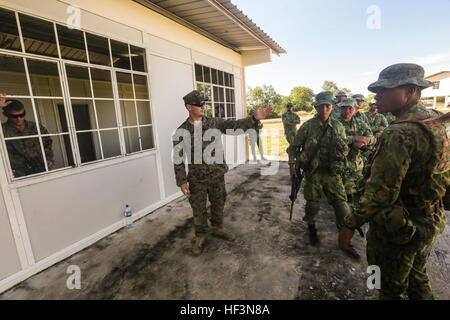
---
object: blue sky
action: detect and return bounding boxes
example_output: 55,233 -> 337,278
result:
231,0 -> 450,96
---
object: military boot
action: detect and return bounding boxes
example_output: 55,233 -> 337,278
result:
192,234 -> 207,256
212,227 -> 236,241
308,224 -> 320,246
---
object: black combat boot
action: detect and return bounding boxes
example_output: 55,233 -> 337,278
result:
308,224 -> 320,246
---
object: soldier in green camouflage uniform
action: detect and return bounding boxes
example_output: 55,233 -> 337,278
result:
173,90 -> 272,256
1,99 -> 53,178
282,103 -> 301,145
288,91 -> 359,258
331,91 -> 348,120
339,63 -> 449,300
365,101 -> 388,139
352,94 -> 370,125
338,98 -> 375,203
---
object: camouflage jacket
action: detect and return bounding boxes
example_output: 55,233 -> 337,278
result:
282,111 -> 301,130
2,120 -> 53,177
384,112 -> 396,124
339,116 -> 375,170
353,111 -> 370,125
364,111 -> 388,134
173,116 -> 258,186
287,115 -> 349,174
346,103 -> 449,231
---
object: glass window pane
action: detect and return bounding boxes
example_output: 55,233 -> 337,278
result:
0,54 -> 29,95
140,126 -> 154,151
34,99 -> 68,134
130,45 -> 146,72
111,40 -> 130,70
120,101 -> 137,126
230,74 -> 235,88
27,59 -> 62,97
71,100 -> 97,130
214,103 -> 224,118
224,73 -> 230,87
197,84 -> 211,102
136,101 -> 151,125
1,98 -> 37,137
66,65 -> 91,97
218,71 -> 224,86
0,8 -> 21,51
46,134 -> 75,170
56,24 -> 87,62
213,86 -> 219,103
133,74 -> 149,99
6,137 -> 45,177
203,67 -> 211,83
225,88 -> 231,103
195,64 -> 203,82
19,13 -> 58,58
116,72 -> 134,99
77,131 -> 101,163
205,103 -> 212,117
95,100 -> 117,128
219,87 -> 224,102
100,129 -> 121,158
123,127 -> 140,153
227,103 -> 235,118
86,33 -> 111,66
91,68 -> 113,98
211,69 -> 218,84
230,89 -> 235,103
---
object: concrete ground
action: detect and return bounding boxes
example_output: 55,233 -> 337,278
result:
1,162 -> 449,300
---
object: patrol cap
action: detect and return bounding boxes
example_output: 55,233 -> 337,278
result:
338,98 -> 357,108
183,90 -> 206,105
369,99 -> 376,106
336,91 -> 347,98
368,63 -> 434,93
286,102 -> 293,108
313,91 -> 335,106
352,94 -> 365,101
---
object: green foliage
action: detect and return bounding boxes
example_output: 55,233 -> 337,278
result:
247,84 -> 282,116
290,86 -> 314,112
321,81 -> 352,97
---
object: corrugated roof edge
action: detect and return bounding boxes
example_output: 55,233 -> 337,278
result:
215,0 -> 286,54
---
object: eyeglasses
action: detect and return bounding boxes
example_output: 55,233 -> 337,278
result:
7,111 -> 26,119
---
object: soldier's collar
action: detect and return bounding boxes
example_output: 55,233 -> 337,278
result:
394,102 -> 423,122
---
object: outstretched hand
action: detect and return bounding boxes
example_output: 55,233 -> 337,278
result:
0,93 -> 12,108
253,105 -> 274,120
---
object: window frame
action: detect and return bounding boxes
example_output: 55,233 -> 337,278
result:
0,6 -> 155,183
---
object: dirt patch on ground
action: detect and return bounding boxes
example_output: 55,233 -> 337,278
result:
1,162 -> 449,300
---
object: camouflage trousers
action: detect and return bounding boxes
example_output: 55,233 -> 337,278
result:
366,209 -> 447,300
284,129 -> 296,145
303,170 -> 349,229
342,158 -> 364,196
188,175 -> 227,235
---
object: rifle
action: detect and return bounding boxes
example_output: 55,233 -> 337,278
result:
289,125 -> 330,221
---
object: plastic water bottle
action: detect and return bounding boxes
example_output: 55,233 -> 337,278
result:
124,204 -> 133,228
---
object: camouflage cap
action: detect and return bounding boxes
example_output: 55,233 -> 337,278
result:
352,94 -> 365,101
338,98 -> 357,108
183,90 -> 206,105
286,102 -> 293,108
336,91 -> 348,97
368,63 -> 434,93
313,91 -> 335,106
369,99 -> 376,106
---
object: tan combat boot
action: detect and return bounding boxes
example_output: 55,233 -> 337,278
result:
212,228 -> 236,241
192,234 -> 206,256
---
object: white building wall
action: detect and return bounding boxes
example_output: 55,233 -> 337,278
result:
0,0 -> 252,292
422,78 -> 450,98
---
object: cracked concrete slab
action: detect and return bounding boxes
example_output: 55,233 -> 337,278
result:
1,162 -> 449,300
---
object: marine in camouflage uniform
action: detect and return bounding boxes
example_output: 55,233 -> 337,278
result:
288,91 -> 356,255
352,94 -> 370,125
1,99 -> 53,178
282,103 -> 301,145
339,63 -> 449,300
331,91 -> 348,120
173,90 -> 271,255
364,102 -> 389,138
338,98 -> 375,202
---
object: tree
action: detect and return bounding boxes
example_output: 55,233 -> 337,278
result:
289,86 -> 314,112
321,81 -> 352,97
247,84 -> 282,117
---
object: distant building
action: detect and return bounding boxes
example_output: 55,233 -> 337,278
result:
422,71 -> 450,110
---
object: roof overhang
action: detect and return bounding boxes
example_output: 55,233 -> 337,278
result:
425,71 -> 450,81
133,0 -> 285,61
